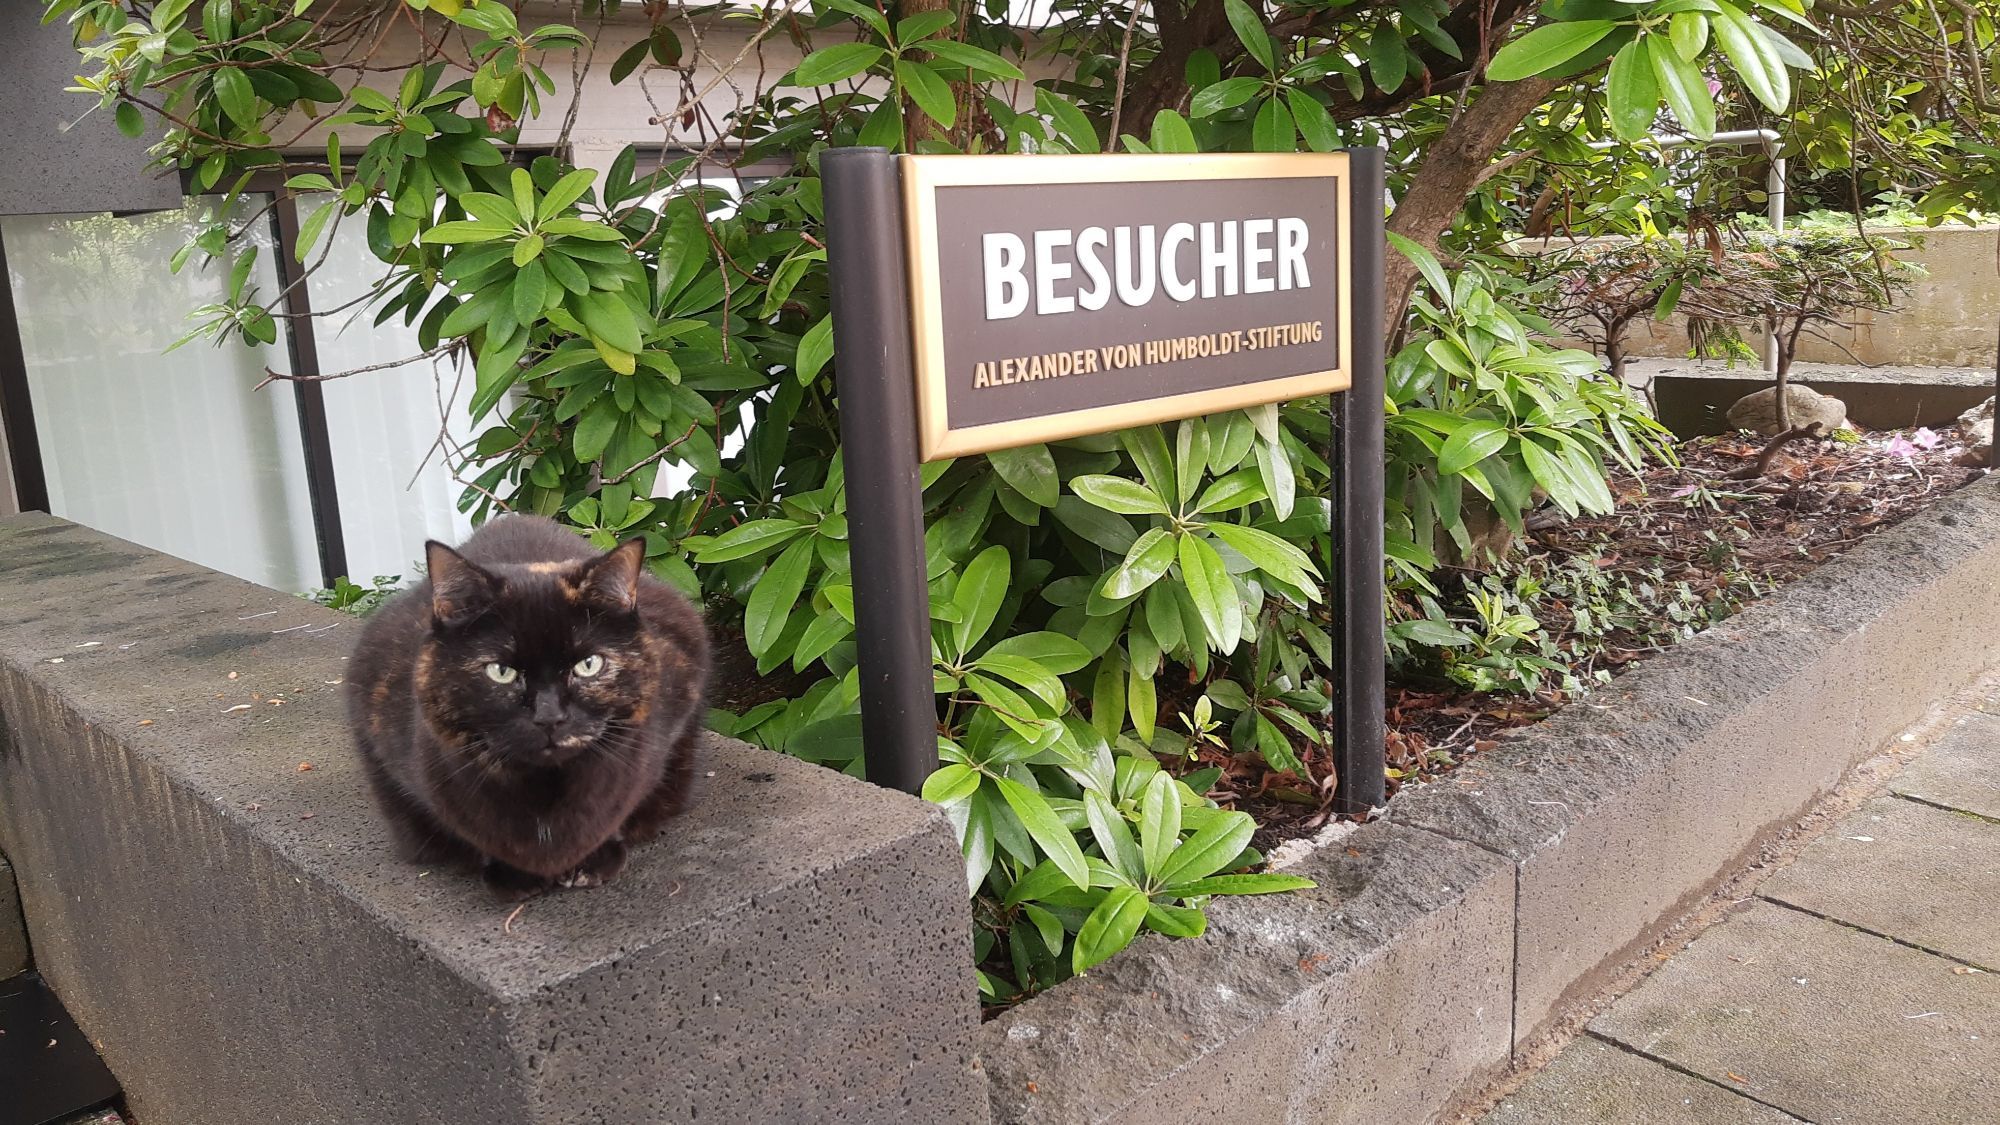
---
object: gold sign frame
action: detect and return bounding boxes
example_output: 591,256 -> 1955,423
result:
899,152 -> 1355,461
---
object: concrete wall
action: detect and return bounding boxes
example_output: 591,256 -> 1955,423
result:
0,514 -> 984,1124
1526,227 -> 2000,370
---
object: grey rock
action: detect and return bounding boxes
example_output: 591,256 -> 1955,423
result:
1724,384 -> 1849,435
1957,395 -> 1993,466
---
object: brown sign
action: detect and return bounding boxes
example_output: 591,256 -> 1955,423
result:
900,153 -> 1354,460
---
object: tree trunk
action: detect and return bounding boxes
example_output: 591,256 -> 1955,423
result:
1381,77 -> 1558,339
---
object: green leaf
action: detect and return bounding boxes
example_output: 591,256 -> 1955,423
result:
1287,90 -> 1338,152
921,762 -> 981,805
1223,0 -> 1275,71
537,168 -> 597,222
1437,420 -> 1510,475
1083,790 -> 1143,881
1149,109 -> 1197,153
1127,660 -> 1156,741
989,445 -> 1059,508
1367,22 -> 1408,92
1194,470 -> 1267,514
1170,873 -> 1316,896
1072,886 -> 1148,974
1070,475 -> 1169,516
1712,2 -> 1789,111
693,518 -> 807,562
1206,523 -> 1319,585
114,101 -> 145,138
1387,231 -> 1452,302
1036,88 -> 1100,153
1649,34 -> 1715,140
994,776 -> 1090,891
571,398 -> 620,462
1024,903 -> 1067,957
1250,95 -> 1293,153
421,220 -> 512,245
295,200 -> 337,263
896,9 -> 957,42
1177,534 -> 1240,651
576,290 -> 644,354
982,632 -> 1093,675
511,260 -> 547,323
1157,811 -> 1256,885
1144,902 -> 1208,938
794,313 -> 834,384
1189,76 -> 1263,118
952,545 -> 1011,653
973,653 -> 1068,711
212,68 -> 258,129
609,36 -> 651,84
1669,11 -> 1709,60
1106,528 -> 1178,599
744,538 -> 813,659
897,59 -> 957,129
1395,618 -> 1474,648
1486,20 -> 1618,82
1606,38 -> 1661,142
1137,771 -> 1181,879
922,41 -> 1025,80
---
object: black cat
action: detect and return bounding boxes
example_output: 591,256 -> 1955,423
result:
346,515 -> 709,900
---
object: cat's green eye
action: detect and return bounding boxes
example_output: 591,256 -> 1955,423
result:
484,662 -> 519,685
573,654 -> 606,678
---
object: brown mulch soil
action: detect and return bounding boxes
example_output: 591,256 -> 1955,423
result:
1221,424 -> 1985,852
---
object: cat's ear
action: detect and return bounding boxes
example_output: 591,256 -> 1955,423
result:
426,541 -> 498,627
578,537 -> 645,614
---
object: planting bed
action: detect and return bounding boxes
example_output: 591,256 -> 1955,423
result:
1220,420 -> 1985,848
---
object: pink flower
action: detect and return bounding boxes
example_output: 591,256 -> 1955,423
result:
1881,435 -> 1919,460
1706,78 -> 1723,96
1911,427 -> 1943,450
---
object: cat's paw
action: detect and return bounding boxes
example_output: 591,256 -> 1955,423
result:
557,837 -> 628,889
482,859 -> 553,902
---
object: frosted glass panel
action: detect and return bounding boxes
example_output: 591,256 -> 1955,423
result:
300,193 -> 475,582
2,201 -> 322,592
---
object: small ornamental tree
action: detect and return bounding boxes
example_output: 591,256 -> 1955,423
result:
41,0 -> 1999,1000
1700,230 -> 1922,429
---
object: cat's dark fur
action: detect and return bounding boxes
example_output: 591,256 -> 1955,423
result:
346,514 -> 709,900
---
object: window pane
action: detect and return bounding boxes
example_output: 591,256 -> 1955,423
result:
1,199 -> 321,592
299,193 -> 474,582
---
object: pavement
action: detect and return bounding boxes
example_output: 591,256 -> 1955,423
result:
1482,699 -> 2000,1125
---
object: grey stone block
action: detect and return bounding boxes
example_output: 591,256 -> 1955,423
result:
1592,901 -> 2000,1124
1393,477 -> 2000,1046
977,822 -> 1514,1125
0,514 -> 982,1124
1,851 -> 25,976
1482,1037 -> 1805,1124
1761,796 -> 2000,968
1894,711 -> 2000,819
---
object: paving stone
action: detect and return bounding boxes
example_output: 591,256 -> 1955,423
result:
1592,901 -> 2000,1125
1483,1037 -> 1805,1125
1761,796 -> 2000,969
1894,711 -> 2000,820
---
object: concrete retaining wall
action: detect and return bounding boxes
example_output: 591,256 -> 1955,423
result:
976,476 -> 2000,1123
0,514 -> 983,1124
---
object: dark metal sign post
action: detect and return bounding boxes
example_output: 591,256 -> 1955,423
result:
823,146 -> 1387,812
